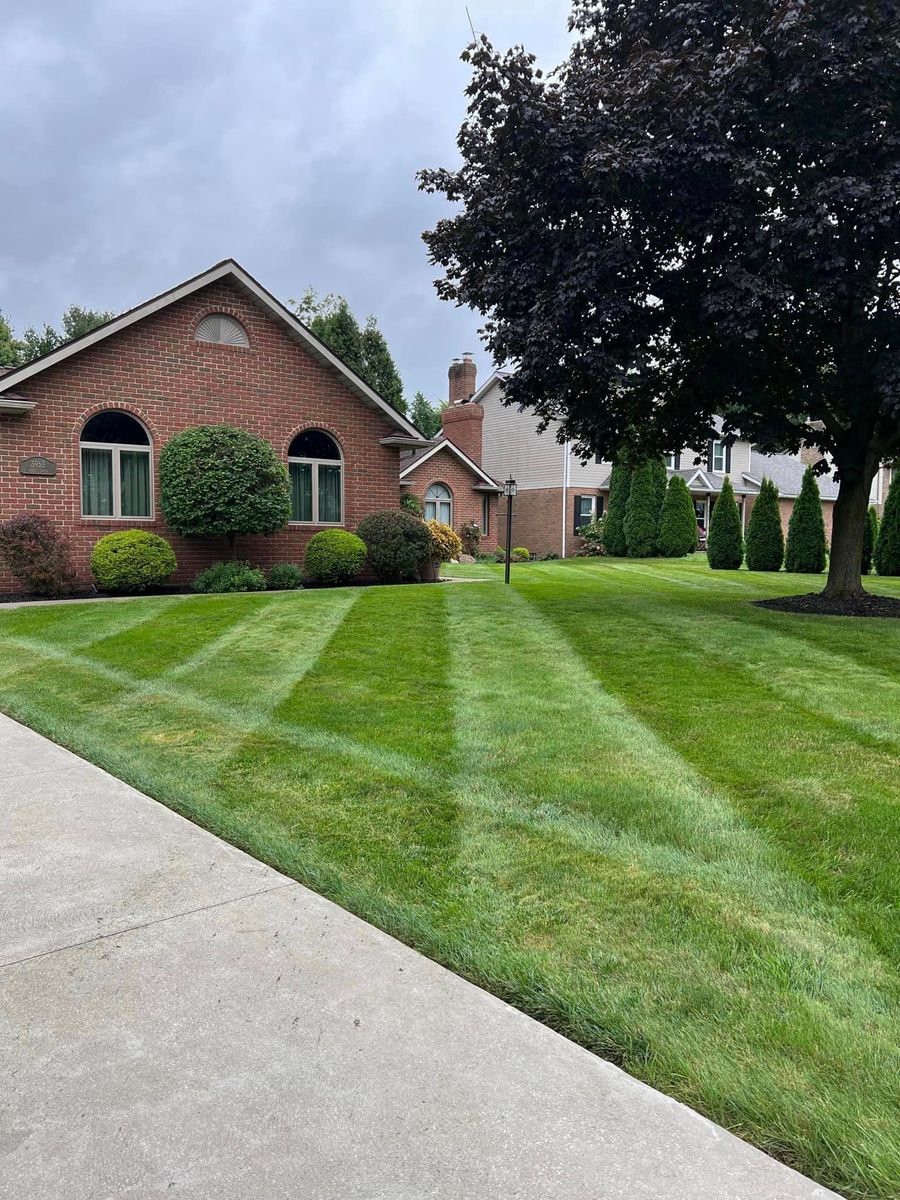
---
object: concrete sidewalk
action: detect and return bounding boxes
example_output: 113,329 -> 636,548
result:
0,712 -> 837,1199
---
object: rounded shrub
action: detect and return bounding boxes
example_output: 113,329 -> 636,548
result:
90,530 -> 177,592
193,560 -> 266,593
657,476 -> 699,557
623,461 -> 660,557
357,509 -> 432,582
862,505 -> 879,575
785,466 -> 826,573
427,520 -> 463,562
707,477 -> 744,569
875,473 -> 900,576
0,513 -> 76,597
304,529 -> 366,585
745,477 -> 784,571
267,563 -> 304,590
511,546 -> 531,561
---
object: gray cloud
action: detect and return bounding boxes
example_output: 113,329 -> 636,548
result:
0,0 -> 571,401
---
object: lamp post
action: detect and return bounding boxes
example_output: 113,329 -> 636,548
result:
503,477 -> 517,584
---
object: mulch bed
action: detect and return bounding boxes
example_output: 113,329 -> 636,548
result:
0,585 -> 192,606
754,591 -> 900,619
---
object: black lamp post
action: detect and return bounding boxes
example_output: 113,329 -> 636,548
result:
503,477 -> 517,584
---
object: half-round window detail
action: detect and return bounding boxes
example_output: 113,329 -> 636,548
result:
80,411 -> 152,518
424,482 -> 452,525
288,429 -> 342,524
195,313 -> 249,347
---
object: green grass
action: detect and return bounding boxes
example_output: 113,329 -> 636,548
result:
2,558 -> 899,1199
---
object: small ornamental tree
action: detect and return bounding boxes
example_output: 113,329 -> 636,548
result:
159,425 -> 290,558
623,461 -> 659,557
874,473 -> 900,576
745,478 -> 784,572
861,506 -> 879,575
657,475 -> 698,557
707,477 -> 743,569
785,467 -> 827,574
603,460 -> 631,556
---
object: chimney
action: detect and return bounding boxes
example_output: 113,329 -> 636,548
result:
442,352 -> 483,465
448,351 -> 477,405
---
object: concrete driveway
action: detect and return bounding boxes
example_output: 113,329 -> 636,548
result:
0,712 -> 837,1199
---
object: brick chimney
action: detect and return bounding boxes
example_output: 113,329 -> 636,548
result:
442,352 -> 484,465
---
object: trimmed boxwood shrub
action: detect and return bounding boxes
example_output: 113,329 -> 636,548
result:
427,520 -> 463,561
90,530 -> 177,592
862,505 -> 879,575
267,563 -> 304,590
657,476 -> 698,557
193,560 -> 266,593
511,546 -> 531,561
603,460 -> 631,556
0,513 -> 76,597
875,473 -> 900,576
357,509 -> 432,582
745,477 -> 784,571
707,477 -> 744,569
304,529 -> 366,585
785,466 -> 826,573
623,461 -> 659,557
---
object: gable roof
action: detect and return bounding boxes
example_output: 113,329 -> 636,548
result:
0,259 -> 428,442
399,434 -> 502,491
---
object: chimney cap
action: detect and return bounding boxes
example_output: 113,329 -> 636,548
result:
462,351 -> 474,361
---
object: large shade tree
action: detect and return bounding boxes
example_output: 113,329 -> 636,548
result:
419,1 -> 900,601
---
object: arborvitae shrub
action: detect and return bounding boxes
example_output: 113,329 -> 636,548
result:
785,467 -> 826,573
861,506 -> 878,575
604,460 -> 631,556
707,476 -> 744,569
657,476 -> 698,557
875,474 -> 900,576
650,458 -> 668,550
745,477 -> 784,571
623,461 -> 659,557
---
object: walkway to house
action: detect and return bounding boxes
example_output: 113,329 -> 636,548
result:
0,712 -> 836,1199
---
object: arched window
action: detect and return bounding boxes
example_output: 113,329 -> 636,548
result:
80,411 -> 152,518
195,313 -> 249,347
288,429 -> 342,524
424,482 -> 452,525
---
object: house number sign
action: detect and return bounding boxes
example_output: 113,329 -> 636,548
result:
20,456 -> 57,477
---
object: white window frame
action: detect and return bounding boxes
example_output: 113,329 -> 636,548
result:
665,452 -> 677,470
424,483 -> 453,525
576,495 -> 596,528
711,441 -> 726,473
288,438 -> 344,526
79,419 -> 153,520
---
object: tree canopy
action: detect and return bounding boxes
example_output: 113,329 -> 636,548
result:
0,304 -> 114,366
410,390 -> 445,438
419,1 -> 900,600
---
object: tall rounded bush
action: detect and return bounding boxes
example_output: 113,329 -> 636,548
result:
623,461 -> 659,557
785,466 -> 826,573
604,460 -> 631,556
0,513 -> 76,597
304,529 -> 366,584
159,425 -> 290,557
357,509 -> 432,582
745,477 -> 784,571
657,476 -> 698,557
875,473 -> 900,576
90,530 -> 177,592
862,506 -> 879,575
707,477 -> 744,569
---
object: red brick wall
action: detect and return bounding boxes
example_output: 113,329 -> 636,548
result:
0,280 -> 403,589
497,486 -> 606,558
402,445 -> 498,551
440,403 -> 484,467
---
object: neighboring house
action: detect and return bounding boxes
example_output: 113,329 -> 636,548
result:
0,260 -> 429,588
462,366 -> 890,558
399,354 -> 502,549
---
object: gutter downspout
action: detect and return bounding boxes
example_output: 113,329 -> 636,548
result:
561,440 -> 571,558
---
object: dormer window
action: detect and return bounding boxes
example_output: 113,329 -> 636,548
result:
195,313 -> 249,347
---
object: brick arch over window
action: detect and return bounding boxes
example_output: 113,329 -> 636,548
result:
287,428 -> 343,525
424,481 -> 453,525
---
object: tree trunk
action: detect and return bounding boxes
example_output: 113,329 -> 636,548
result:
822,471 -> 874,599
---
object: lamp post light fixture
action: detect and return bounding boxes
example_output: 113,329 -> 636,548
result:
503,477 -> 517,584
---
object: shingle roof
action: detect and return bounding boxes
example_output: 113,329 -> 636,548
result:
748,450 -> 840,500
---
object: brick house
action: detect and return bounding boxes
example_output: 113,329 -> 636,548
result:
399,354 -> 501,550
0,260 -> 429,588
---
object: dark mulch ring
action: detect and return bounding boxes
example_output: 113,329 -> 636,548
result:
755,591 -> 900,619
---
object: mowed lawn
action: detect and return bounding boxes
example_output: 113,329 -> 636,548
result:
2,559 -> 899,1199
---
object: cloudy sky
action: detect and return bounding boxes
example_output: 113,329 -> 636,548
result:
1,1 -> 571,401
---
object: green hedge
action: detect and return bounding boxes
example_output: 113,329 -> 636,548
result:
90,530 -> 177,592
304,529 -> 366,585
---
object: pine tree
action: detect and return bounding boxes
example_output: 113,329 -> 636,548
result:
410,391 -> 445,438
0,311 -> 21,367
745,477 -> 784,571
361,316 -> 406,413
785,467 -> 827,573
707,476 -> 744,569
875,473 -> 900,576
657,475 -> 699,557
862,506 -> 879,575
623,461 -> 659,557
603,460 -> 631,556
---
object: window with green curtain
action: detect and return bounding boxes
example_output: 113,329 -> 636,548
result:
290,462 -> 313,522
81,447 -> 114,516
120,451 -> 151,517
318,464 -> 342,523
